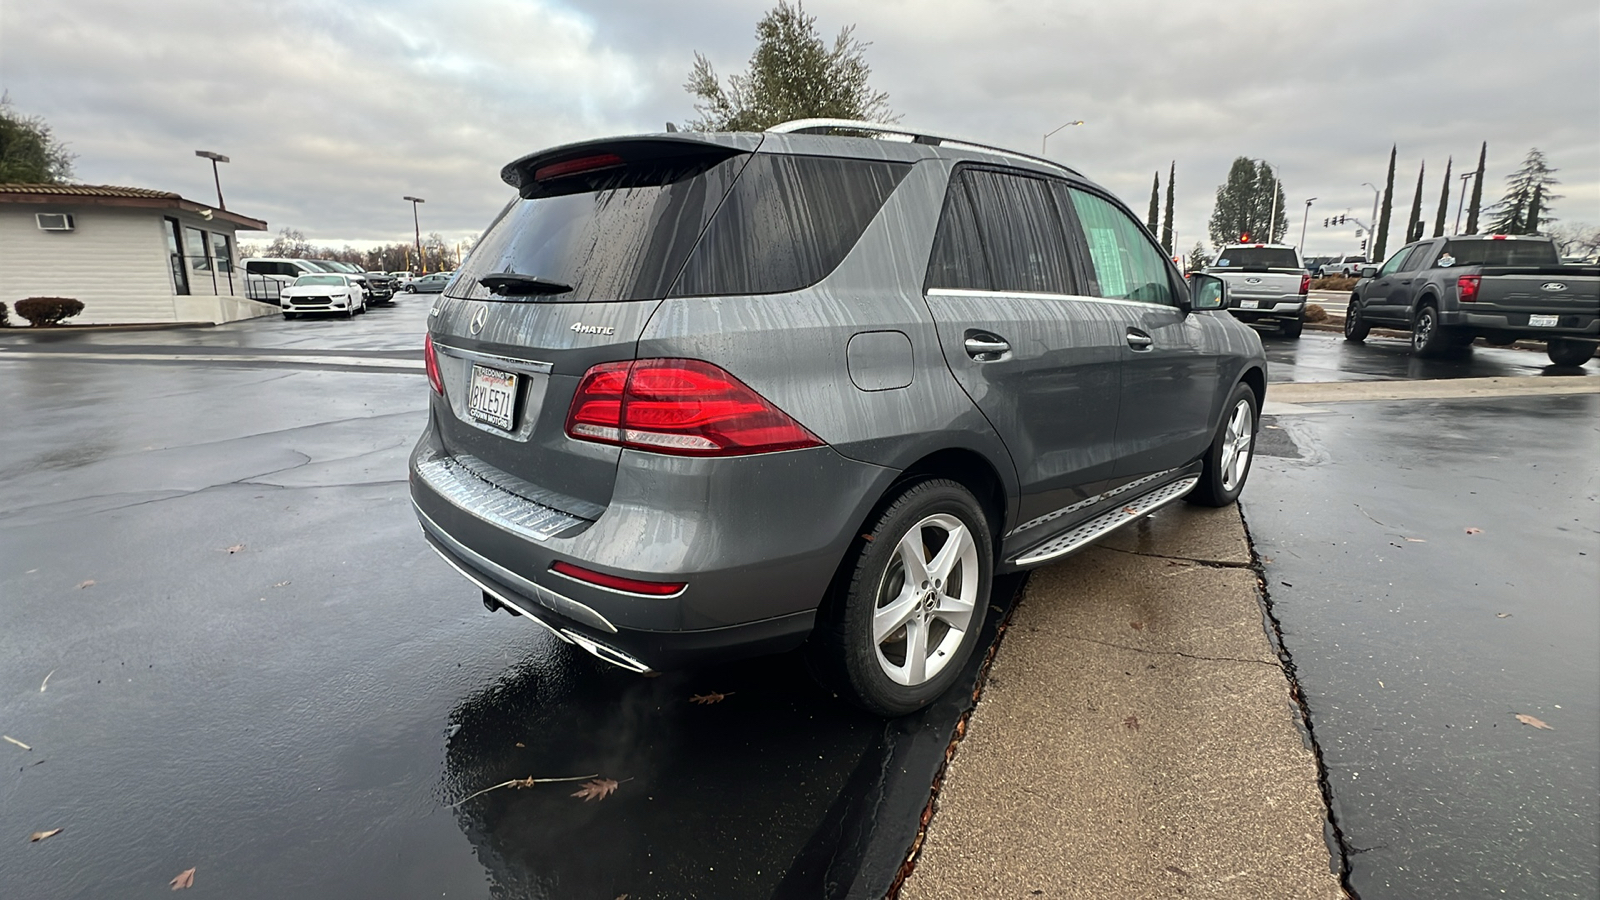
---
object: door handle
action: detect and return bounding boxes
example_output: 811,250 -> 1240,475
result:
1126,329 -> 1153,350
964,335 -> 1010,360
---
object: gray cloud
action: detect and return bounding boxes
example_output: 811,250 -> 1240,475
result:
4,0 -> 1595,256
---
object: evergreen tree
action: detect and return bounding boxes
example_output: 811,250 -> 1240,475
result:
1405,161 -> 1425,243
1208,157 -> 1285,245
1161,161 -> 1176,255
1374,145 -> 1397,261
1485,148 -> 1560,235
1187,242 -> 1210,273
1465,142 -> 1486,234
1147,172 -> 1160,233
683,1 -> 893,131
0,94 -> 75,183
1432,157 -> 1452,238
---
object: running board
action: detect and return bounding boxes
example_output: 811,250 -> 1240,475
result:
1011,476 -> 1200,566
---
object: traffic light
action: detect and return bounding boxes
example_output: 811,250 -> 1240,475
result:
1323,217 -> 1329,227
1339,214 -> 1347,225
1359,238 -> 1367,251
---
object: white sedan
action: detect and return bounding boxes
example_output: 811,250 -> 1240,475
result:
280,274 -> 366,319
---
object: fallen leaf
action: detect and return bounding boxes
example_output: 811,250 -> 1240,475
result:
29,828 -> 63,842
170,867 -> 196,890
1123,715 -> 1140,731
1404,537 -> 1428,543
1496,613 -> 1511,619
515,742 -> 525,748
1514,714 -> 1553,731
221,544 -> 245,554
1465,527 -> 1483,535
689,691 -> 733,705
1165,865 -> 1191,877
40,669 -> 55,692
1122,506 -> 1138,515
3,735 -> 31,751
450,774 -> 597,807
571,778 -> 621,802
1129,622 -> 1144,631
76,580 -> 95,589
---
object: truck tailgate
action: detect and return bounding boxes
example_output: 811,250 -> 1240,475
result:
1477,267 -> 1600,313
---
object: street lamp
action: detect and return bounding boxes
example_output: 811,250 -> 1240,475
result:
194,150 -> 229,210
1041,120 -> 1084,157
1361,182 -> 1381,261
403,196 -> 425,273
1454,171 -> 1476,235
1299,198 -> 1317,253
1247,158 -> 1280,243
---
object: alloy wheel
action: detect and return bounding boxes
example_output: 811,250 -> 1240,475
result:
871,513 -> 979,686
1219,399 -> 1254,492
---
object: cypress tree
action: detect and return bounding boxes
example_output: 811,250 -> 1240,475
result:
1374,145 -> 1397,260
1405,161 -> 1425,243
1432,157 -> 1452,237
1147,172 -> 1160,233
1161,161 -> 1176,255
1465,142 -> 1486,234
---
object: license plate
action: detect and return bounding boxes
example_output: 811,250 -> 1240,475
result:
1529,314 -> 1559,327
468,365 -> 518,431
1239,299 -> 1260,309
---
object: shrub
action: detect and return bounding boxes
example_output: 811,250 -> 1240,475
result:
1310,276 -> 1358,292
1304,304 -> 1328,323
14,297 -> 85,327
0,302 -> 8,327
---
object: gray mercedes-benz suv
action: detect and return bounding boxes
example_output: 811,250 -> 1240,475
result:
410,119 -> 1266,715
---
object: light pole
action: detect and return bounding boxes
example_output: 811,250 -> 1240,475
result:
195,150 -> 229,210
1041,120 -> 1084,157
403,196 -> 425,273
1361,182 -> 1381,261
1299,198 -> 1317,254
1454,171 -> 1476,235
1246,158 -> 1281,243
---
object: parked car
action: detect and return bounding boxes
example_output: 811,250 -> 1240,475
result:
1303,255 -> 1337,276
388,271 -> 417,287
242,257 -> 328,301
406,272 -> 453,293
1319,254 -> 1370,277
409,122 -> 1267,715
1205,243 -> 1308,338
280,273 -> 366,319
1345,234 -> 1599,365
306,259 -> 392,303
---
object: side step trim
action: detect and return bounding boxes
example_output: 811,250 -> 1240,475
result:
1011,476 -> 1199,566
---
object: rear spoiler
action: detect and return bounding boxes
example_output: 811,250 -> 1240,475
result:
500,134 -> 762,198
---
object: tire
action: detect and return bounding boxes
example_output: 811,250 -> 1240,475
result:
1547,338 -> 1598,367
809,479 -> 993,716
1344,298 -> 1370,342
1187,382 -> 1258,508
1411,304 -> 1449,357
1280,316 -> 1303,339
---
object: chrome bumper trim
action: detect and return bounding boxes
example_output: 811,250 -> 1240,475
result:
1012,476 -> 1199,566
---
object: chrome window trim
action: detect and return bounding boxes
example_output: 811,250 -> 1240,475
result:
926,287 -> 1174,310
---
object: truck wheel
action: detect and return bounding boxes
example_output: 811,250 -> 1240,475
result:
1187,382 -> 1257,508
1344,300 -> 1370,342
1280,316 -> 1303,339
1547,338 -> 1598,367
809,479 -> 993,717
1411,304 -> 1449,357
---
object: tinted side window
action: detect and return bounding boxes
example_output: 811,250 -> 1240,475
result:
1377,247 -> 1416,277
1065,188 -> 1177,306
671,154 -> 911,297
924,170 -> 992,291
962,170 -> 1075,295
1402,243 -> 1436,270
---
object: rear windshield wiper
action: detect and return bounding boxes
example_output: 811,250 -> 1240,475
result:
479,273 -> 574,296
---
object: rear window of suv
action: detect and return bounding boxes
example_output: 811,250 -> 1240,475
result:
449,152 -> 909,302
1214,247 -> 1301,269
1439,240 -> 1559,267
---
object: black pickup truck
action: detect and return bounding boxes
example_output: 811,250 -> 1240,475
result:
1344,235 -> 1599,365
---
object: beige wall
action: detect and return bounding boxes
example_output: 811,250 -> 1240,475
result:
0,205 -> 275,325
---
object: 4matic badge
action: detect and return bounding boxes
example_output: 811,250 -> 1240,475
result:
571,322 -> 616,336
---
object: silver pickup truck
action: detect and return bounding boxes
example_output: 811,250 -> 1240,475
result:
1205,244 -> 1310,339
1345,234 -> 1599,366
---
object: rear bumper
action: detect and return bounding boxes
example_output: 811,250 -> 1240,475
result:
1448,308 -> 1599,336
408,425 -> 897,670
1228,299 -> 1304,322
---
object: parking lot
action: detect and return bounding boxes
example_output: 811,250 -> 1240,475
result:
2,305 -> 1596,898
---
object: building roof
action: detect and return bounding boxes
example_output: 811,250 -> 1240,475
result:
0,183 -> 268,231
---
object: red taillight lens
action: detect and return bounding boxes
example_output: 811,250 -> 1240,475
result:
1458,275 -> 1481,303
565,359 -> 823,456
534,153 -> 625,181
424,333 -> 444,395
550,561 -> 685,596
1298,273 -> 1311,295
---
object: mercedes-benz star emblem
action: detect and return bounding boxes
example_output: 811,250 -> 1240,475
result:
469,306 -> 488,336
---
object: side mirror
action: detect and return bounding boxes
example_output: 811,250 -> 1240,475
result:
1187,273 -> 1227,311
1360,266 -> 1379,279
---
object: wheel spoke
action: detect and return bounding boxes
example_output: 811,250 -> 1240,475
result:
926,522 -> 972,584
932,592 -> 975,631
873,584 -> 921,644
903,618 -> 929,685
896,530 -> 931,588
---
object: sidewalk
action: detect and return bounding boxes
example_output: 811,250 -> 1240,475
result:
898,504 -> 1345,899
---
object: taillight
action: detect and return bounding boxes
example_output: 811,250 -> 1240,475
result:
424,333 -> 444,395
534,153 -> 625,181
1458,275 -> 1481,303
1298,273 -> 1311,295
550,561 -> 685,596
565,359 -> 823,456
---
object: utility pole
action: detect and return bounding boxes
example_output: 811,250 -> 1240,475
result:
1041,119 -> 1083,157
1454,171 -> 1475,235
403,196 -> 425,273
1299,198 -> 1317,253
194,150 -> 229,210
1361,182 -> 1381,261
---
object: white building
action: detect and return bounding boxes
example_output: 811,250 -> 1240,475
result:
0,183 -> 273,325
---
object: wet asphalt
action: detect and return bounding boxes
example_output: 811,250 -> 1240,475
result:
1,307 -> 1595,898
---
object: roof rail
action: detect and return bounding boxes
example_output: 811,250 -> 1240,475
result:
766,118 -> 1079,176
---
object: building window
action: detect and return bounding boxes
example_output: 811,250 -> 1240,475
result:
210,232 -> 233,273
165,217 -> 190,295
185,226 -> 212,272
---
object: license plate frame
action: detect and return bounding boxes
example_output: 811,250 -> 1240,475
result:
1528,314 -> 1559,327
468,364 -> 519,431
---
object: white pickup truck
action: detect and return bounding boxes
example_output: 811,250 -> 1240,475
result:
1206,243 -> 1310,339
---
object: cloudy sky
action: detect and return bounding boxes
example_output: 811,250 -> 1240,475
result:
3,0 -> 1596,257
